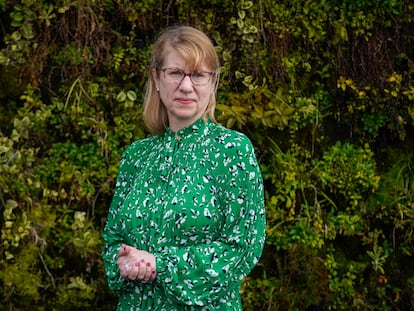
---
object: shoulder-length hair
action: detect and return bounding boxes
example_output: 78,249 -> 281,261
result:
143,25 -> 220,134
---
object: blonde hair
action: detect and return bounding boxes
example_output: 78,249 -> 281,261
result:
143,25 -> 220,134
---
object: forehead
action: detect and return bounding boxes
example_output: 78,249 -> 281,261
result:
162,47 -> 209,71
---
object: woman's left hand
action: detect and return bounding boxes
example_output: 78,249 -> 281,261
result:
117,244 -> 157,282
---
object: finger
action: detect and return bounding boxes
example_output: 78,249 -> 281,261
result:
136,259 -> 147,280
127,261 -> 140,280
149,268 -> 157,282
142,262 -> 152,282
118,244 -> 129,257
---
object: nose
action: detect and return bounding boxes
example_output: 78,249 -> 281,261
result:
179,75 -> 194,91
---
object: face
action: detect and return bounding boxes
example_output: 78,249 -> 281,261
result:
152,48 -> 215,132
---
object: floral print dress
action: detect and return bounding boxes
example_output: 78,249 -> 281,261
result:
102,118 -> 266,310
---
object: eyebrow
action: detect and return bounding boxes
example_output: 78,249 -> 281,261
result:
163,67 -> 212,72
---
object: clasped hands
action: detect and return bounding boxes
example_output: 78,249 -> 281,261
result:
117,244 -> 157,283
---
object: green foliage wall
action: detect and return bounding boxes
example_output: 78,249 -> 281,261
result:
1,0 -> 413,310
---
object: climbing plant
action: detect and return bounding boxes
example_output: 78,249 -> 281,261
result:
1,0 -> 413,310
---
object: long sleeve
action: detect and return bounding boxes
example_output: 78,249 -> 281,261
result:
154,133 -> 266,308
102,145 -> 136,294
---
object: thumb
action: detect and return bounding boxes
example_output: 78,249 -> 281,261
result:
118,244 -> 130,256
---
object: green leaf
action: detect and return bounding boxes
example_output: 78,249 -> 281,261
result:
126,90 -> 137,101
11,11 -> 24,22
116,91 -> 126,102
21,23 -> 34,39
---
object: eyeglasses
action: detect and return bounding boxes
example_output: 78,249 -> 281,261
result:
158,68 -> 214,85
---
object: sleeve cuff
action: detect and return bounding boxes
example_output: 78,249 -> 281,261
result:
153,246 -> 179,285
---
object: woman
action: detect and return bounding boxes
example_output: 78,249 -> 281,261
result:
102,25 -> 266,310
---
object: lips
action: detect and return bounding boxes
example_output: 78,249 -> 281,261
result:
176,98 -> 195,104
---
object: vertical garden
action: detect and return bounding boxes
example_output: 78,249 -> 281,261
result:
1,0 -> 413,310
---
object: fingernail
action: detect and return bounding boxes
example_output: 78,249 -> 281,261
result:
135,262 -> 140,267
141,259 -> 145,263
146,262 -> 151,267
152,270 -> 156,274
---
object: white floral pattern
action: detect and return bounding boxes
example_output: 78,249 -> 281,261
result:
102,118 -> 266,310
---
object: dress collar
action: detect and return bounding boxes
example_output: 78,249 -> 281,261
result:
165,118 -> 209,140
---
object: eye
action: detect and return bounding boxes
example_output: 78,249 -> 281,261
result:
192,71 -> 207,78
168,69 -> 183,76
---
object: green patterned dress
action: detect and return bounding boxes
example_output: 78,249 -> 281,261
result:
102,118 -> 266,310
